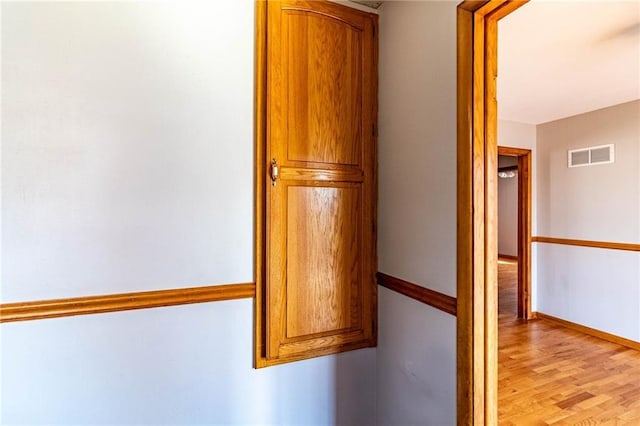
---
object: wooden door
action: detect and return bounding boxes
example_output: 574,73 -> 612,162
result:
256,0 -> 378,365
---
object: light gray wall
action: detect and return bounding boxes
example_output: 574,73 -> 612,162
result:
2,1 -> 254,301
2,300 -> 376,425
537,101 -> 639,243
0,2 -> 376,424
497,120 -> 538,307
536,100 -> 640,341
497,121 -> 538,232
498,155 -> 518,257
376,2 -> 457,424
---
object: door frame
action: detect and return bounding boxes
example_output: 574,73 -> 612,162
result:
456,1 -> 529,424
498,146 -> 532,320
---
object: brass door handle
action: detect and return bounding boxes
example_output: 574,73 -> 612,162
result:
271,159 -> 279,186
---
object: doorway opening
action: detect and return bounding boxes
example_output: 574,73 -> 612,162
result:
456,1 -> 530,423
497,146 -> 531,320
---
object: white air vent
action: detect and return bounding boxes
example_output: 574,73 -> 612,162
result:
568,144 -> 614,168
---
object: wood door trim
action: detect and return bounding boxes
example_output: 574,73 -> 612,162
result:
532,312 -> 640,351
457,1 -> 529,424
377,272 -> 457,316
532,236 -> 640,252
498,145 -> 532,320
498,146 -> 529,157
0,283 -> 256,323
254,0 -> 268,368
456,6 -> 480,423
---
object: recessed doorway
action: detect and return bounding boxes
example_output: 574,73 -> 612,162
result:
497,146 -> 531,320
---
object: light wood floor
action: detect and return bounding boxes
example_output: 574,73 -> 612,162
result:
498,259 -> 640,425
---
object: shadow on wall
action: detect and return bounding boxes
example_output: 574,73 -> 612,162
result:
334,349 -> 378,425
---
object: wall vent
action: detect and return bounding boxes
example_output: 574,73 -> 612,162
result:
568,144 -> 614,168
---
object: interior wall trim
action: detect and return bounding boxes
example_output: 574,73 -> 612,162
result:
532,312 -> 640,352
376,272 -> 457,316
532,236 -> 640,252
457,1 -> 531,423
0,283 -> 256,323
3,270 -> 458,323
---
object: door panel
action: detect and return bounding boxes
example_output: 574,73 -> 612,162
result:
287,11 -> 362,166
257,0 -> 377,366
285,185 -> 361,338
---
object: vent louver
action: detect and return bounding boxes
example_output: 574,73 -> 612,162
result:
568,144 -> 614,168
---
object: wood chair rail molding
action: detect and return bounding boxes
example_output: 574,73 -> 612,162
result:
532,237 -> 640,252
376,272 -> 457,316
3,270 -> 459,324
0,283 -> 256,323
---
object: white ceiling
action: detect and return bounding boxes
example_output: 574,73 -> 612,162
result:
498,0 -> 640,124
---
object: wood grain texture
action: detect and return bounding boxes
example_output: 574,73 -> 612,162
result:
286,186 -> 360,337
287,6 -> 362,166
456,6 -> 477,424
376,272 -> 457,316
473,8 -> 489,423
532,236 -> 640,252
498,260 -> 640,424
266,0 -> 288,362
458,1 -> 490,12
457,1 -> 529,424
370,5 -> 379,349
257,0 -> 377,366
251,338 -> 375,367
0,283 -> 256,323
532,312 -> 640,352
279,167 -> 364,182
516,150 -> 532,320
487,0 -> 529,21
485,13 -> 499,424
498,146 -> 530,157
254,0 -> 268,368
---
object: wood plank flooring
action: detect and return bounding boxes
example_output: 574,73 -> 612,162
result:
498,259 -> 640,425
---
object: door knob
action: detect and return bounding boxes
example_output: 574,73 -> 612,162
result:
271,159 -> 279,186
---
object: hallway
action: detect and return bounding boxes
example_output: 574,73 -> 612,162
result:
498,260 -> 640,425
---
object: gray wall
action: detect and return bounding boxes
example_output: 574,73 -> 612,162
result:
498,155 -> 518,257
497,120 -> 538,305
0,2 -> 376,424
498,121 -> 537,256
536,100 -> 640,341
376,2 -> 457,424
2,1 -> 253,301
